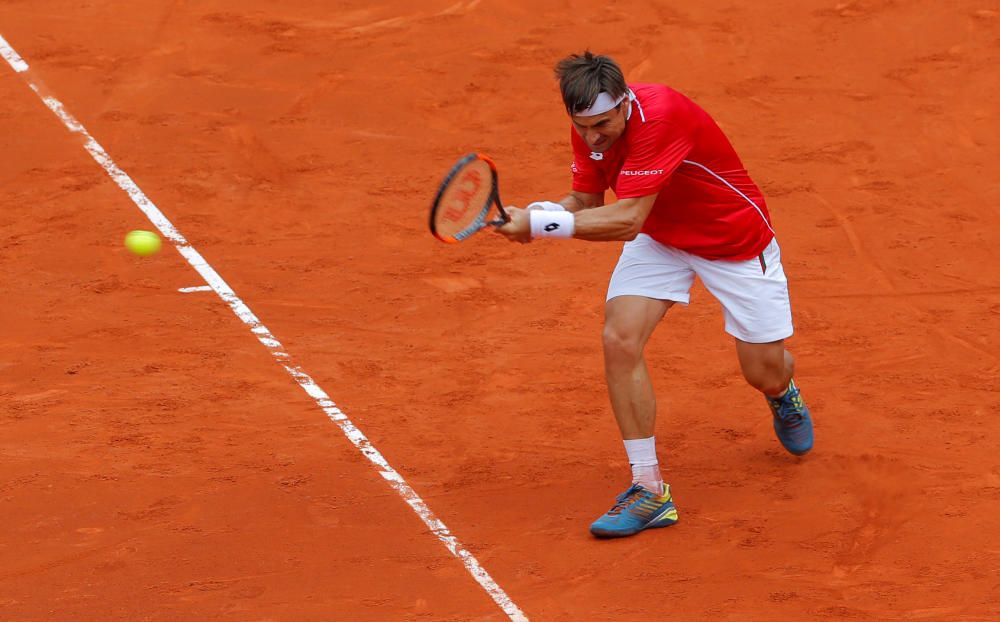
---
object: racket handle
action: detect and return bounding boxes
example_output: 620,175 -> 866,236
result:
494,204 -> 511,225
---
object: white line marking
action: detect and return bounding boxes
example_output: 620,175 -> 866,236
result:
178,285 -> 213,293
0,34 -> 27,72
0,33 -> 528,622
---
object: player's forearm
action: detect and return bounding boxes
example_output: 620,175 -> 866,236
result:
571,203 -> 644,241
521,193 -> 656,243
559,191 -> 603,213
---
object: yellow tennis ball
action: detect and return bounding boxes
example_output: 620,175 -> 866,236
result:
124,230 -> 162,256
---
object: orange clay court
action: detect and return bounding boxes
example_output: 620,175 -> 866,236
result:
1,2 -> 998,620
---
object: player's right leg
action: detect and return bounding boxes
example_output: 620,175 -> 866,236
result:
592,295 -> 678,537
591,234 -> 693,538
602,294 -> 672,440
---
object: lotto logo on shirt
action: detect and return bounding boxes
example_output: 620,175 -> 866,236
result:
621,169 -> 665,176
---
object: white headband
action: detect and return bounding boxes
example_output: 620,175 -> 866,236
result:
574,91 -> 627,117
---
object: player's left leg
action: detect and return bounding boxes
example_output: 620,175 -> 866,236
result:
692,238 -> 814,455
735,339 -> 813,455
734,338 -> 793,397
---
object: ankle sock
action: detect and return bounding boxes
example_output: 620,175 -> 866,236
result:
623,437 -> 662,492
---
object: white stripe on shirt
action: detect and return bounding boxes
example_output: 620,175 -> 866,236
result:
681,159 -> 775,235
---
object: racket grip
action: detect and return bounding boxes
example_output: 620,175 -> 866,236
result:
494,205 -> 511,225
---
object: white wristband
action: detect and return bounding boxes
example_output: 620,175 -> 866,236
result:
526,200 -> 566,212
529,209 -> 575,239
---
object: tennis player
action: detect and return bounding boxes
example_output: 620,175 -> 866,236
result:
495,51 -> 814,538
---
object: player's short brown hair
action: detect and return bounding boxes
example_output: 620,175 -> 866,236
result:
554,51 -> 627,116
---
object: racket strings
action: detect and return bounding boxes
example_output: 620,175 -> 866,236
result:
433,159 -> 496,239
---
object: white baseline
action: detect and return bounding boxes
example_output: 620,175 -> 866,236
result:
0,33 -> 527,622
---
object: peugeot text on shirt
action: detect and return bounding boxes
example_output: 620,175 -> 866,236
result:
620,169 -> 665,176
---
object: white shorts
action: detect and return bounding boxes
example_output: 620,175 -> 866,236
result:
606,234 -> 793,343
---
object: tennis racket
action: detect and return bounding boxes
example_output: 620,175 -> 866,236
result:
429,153 -> 510,243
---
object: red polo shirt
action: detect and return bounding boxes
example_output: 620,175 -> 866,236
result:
571,83 -> 774,260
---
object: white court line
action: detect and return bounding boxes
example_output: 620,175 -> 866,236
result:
178,285 -> 213,293
0,34 -> 27,72
0,33 -> 528,622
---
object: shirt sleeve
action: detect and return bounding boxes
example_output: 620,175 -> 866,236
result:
615,118 -> 695,198
570,128 -> 608,194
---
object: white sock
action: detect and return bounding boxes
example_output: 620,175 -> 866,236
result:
623,437 -> 663,493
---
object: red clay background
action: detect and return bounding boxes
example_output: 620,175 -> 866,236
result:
1,1 -> 998,620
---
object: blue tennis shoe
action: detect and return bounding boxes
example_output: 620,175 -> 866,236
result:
589,482 -> 679,538
767,379 -> 814,455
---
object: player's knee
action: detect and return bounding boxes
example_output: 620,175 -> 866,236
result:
741,359 -> 787,395
602,324 -> 643,364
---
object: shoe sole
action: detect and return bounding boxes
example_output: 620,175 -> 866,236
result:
590,513 -> 679,539
775,431 -> 813,455
773,419 -> 814,456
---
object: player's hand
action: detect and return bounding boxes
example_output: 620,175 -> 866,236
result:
494,206 -> 532,243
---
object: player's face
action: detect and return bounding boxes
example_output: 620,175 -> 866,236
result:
571,103 -> 627,153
